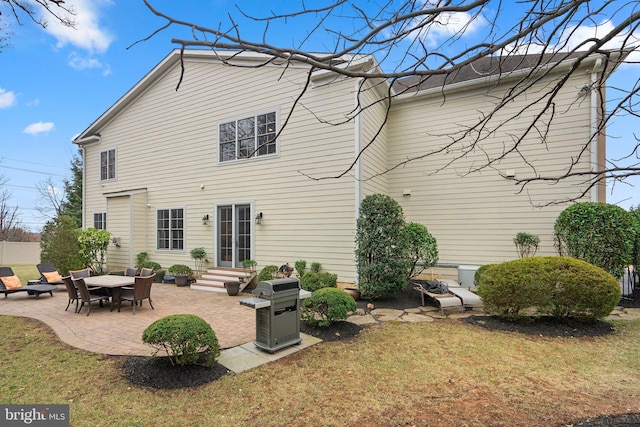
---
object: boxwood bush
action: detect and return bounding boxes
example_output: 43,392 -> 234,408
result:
300,271 -> 337,292
142,314 -> 220,367
302,287 -> 357,327
476,257 -> 620,321
256,265 -> 278,282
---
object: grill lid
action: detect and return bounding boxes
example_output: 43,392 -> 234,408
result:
252,278 -> 300,298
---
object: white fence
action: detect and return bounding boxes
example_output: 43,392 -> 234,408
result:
0,241 -> 40,265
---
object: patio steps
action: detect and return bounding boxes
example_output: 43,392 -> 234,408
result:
190,267 -> 256,293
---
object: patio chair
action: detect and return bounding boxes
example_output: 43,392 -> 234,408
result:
438,279 -> 483,310
73,277 -> 110,316
139,267 -> 154,277
411,279 -> 463,315
69,268 -> 108,295
116,274 -> 154,314
0,266 -> 57,299
61,275 -> 80,313
36,262 -> 65,286
125,267 -> 138,277
69,268 -> 91,279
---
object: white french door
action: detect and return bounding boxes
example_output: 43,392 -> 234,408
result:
217,204 -> 252,268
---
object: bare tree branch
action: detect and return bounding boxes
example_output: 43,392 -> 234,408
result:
136,0 -> 640,203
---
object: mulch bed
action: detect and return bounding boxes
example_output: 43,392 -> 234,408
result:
121,355 -> 229,390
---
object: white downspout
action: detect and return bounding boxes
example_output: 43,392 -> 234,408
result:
354,79 -> 362,284
81,146 -> 86,229
354,78 -> 363,219
590,57 -> 602,202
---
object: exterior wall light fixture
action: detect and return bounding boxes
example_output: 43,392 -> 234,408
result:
202,214 -> 209,225
255,212 -> 263,225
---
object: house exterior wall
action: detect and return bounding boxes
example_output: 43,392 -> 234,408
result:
387,69 -> 597,266
81,54 -> 361,282
358,78 -> 390,197
77,50 -> 610,284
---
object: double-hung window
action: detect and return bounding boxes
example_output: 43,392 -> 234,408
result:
157,208 -> 184,250
93,212 -> 107,230
100,149 -> 116,180
219,112 -> 277,162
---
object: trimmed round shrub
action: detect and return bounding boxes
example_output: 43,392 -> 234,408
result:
554,202 -> 636,278
300,271 -> 338,292
142,314 -> 220,367
302,287 -> 357,327
476,257 -> 621,321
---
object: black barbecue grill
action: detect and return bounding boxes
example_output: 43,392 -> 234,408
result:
240,278 -> 303,353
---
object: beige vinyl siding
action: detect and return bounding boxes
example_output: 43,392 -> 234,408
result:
105,195 -> 131,269
83,58 -> 360,282
358,78 -> 390,197
387,71 -> 595,265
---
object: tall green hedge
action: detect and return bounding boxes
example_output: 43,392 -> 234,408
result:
554,202 -> 636,278
355,194 -> 410,299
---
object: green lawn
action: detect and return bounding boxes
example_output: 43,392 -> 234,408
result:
1,310 -> 639,426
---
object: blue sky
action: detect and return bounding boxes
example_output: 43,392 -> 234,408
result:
1,1 -> 639,232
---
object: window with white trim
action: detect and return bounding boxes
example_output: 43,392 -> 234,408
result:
100,149 -> 116,180
157,208 -> 184,250
93,212 -> 106,230
219,112 -> 277,162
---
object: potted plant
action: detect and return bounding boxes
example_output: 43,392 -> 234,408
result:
167,264 -> 193,287
190,247 -> 207,278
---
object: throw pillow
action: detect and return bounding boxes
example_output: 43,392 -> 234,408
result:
43,271 -> 62,283
2,275 -> 23,290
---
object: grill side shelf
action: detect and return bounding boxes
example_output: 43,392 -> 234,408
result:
239,297 -> 271,309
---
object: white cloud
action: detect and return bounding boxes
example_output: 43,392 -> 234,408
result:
559,20 -> 640,63
42,0 -> 114,54
23,122 -> 55,135
405,1 -> 487,47
68,52 -> 104,70
0,88 -> 17,109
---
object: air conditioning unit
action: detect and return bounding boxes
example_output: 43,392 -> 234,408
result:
458,265 -> 481,289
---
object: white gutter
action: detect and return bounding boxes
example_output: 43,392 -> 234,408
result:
590,57 -> 603,202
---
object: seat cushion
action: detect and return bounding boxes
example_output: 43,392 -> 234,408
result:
1,275 -> 23,290
43,271 -> 62,283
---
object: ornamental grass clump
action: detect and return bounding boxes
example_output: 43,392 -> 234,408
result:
302,287 -> 357,327
476,256 -> 621,322
142,314 -> 220,367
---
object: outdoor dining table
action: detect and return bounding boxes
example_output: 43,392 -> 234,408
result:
83,275 -> 135,311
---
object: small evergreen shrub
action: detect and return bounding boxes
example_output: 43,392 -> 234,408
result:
294,260 -> 307,278
167,264 -> 193,277
513,232 -> 540,258
142,314 -> 220,367
139,261 -> 162,271
310,262 -> 322,273
405,222 -> 439,279
476,257 -> 621,321
257,265 -> 278,282
302,287 -> 357,327
300,271 -> 338,292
